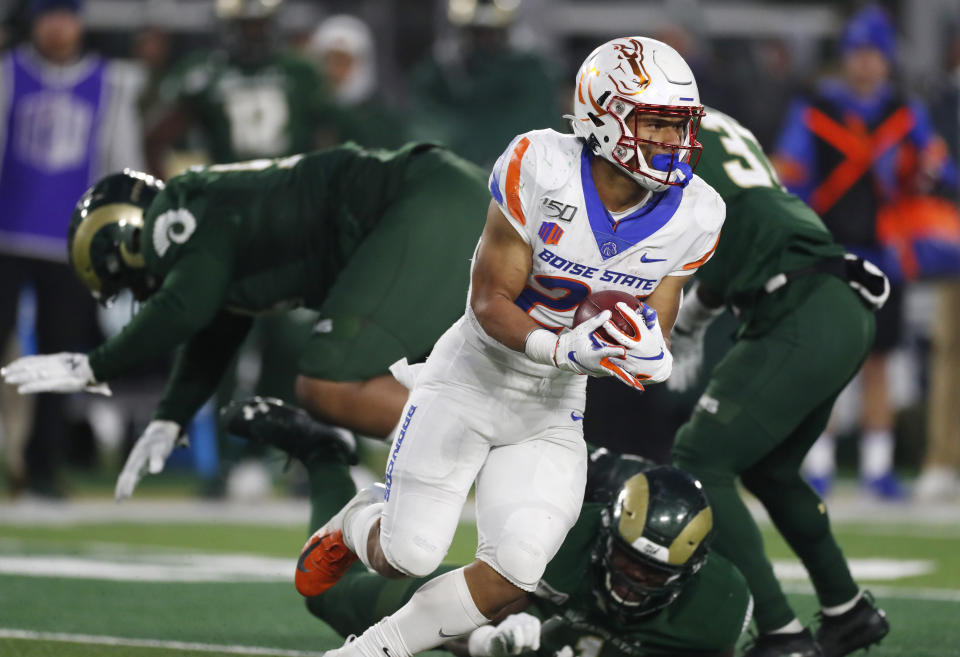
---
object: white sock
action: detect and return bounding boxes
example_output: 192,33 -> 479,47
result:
392,567 -> 489,653
803,433 -> 836,478
860,430 -> 894,479
340,617 -> 412,657
821,591 -> 862,616
768,618 -> 805,634
344,502 -> 383,569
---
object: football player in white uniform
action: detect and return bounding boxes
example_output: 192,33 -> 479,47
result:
296,36 -> 725,657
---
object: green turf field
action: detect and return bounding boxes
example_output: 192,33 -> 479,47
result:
0,496 -> 958,657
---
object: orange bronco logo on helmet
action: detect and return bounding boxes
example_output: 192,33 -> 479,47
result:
577,38 -> 652,117
609,38 -> 651,96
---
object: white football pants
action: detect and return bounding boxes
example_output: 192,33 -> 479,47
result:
379,315 -> 587,591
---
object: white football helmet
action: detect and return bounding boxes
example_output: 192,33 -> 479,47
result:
569,36 -> 704,192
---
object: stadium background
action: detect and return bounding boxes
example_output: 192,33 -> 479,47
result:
1,0 -> 959,655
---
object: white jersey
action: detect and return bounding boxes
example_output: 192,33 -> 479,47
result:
482,128 -> 725,334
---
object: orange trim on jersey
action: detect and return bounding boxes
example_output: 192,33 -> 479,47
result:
506,137 -> 531,226
682,233 -> 721,270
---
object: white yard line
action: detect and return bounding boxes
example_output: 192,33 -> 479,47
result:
0,629 -> 327,656
781,581 -> 960,602
0,552 -> 940,584
2,485 -> 959,527
0,499 -> 311,526
0,553 -> 293,582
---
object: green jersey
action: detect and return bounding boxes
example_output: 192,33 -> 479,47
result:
694,108 -> 844,336
531,504 -> 751,657
407,51 -> 562,169
86,144 -> 486,423
159,50 -> 330,162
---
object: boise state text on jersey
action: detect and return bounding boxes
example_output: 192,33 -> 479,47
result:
488,129 -> 725,333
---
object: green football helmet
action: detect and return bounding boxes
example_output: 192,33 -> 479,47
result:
584,446 -> 655,504
68,169 -> 164,305
592,466 -> 713,622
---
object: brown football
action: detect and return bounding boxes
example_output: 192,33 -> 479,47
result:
573,290 -> 642,343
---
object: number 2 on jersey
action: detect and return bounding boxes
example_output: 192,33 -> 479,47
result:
515,275 -> 592,331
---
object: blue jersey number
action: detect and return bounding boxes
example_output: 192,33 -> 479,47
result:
515,275 -> 592,332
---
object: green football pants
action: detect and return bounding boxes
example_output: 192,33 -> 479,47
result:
306,564 -> 450,639
673,274 -> 875,632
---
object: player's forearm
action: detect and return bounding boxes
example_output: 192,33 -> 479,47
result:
472,291 -> 542,353
87,296 -> 209,382
470,203 -> 536,352
153,353 -> 227,426
90,245 -> 234,383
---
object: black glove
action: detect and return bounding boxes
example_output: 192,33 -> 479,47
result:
844,253 -> 891,311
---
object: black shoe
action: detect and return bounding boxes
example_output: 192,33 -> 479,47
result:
742,628 -> 824,657
221,396 -> 358,465
815,591 -> 889,657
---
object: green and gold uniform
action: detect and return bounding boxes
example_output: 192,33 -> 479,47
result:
86,144 -> 489,427
668,109 -> 876,631
309,503 -> 751,657
691,109 -> 847,336
527,505 -> 750,657
159,50 -> 331,162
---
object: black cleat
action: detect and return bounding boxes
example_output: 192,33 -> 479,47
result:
221,396 -> 358,465
815,591 -> 889,657
742,628 -> 824,657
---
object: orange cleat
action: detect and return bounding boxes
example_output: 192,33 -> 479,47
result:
295,527 -> 359,597
294,483 -> 385,597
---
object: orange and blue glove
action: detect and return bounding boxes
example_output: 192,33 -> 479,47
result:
602,302 -> 673,384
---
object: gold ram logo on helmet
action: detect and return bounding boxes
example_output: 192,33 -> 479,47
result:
71,203 -> 146,297
616,471 -> 713,567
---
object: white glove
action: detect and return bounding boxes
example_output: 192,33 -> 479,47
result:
115,420 -> 183,501
1,352 -> 111,396
665,283 -> 723,392
468,613 -> 542,657
525,311 -> 626,376
602,302 -> 673,384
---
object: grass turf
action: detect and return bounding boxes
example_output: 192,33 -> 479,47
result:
0,514 -> 957,657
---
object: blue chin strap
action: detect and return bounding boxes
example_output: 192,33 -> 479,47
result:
650,154 -> 693,188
